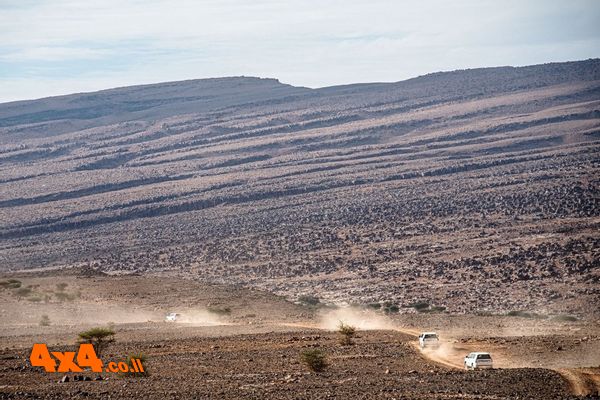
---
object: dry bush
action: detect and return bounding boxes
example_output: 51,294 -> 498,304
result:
338,321 -> 357,345
0,279 -> 21,289
39,314 -> 51,326
121,353 -> 149,377
298,295 -> 321,307
300,349 -> 327,372
55,282 -> 68,291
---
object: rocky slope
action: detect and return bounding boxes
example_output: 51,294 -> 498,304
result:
0,60 -> 599,315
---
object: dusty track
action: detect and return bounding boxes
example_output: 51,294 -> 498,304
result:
408,332 -> 600,397
283,322 -> 600,396
557,368 -> 600,396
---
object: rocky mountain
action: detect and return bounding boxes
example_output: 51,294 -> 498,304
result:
1,59 -> 599,314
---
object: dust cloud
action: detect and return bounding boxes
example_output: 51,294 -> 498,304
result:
419,341 -> 465,369
318,307 -> 396,331
172,309 -> 227,326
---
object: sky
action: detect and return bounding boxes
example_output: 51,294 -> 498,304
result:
1,0 -> 599,103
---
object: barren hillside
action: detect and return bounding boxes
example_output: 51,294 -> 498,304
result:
0,60 -> 599,315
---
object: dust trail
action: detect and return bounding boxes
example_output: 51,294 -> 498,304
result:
279,308 -> 600,397
317,307 -> 397,331
556,368 -> 600,396
412,335 -> 600,397
173,309 -> 229,326
415,341 -> 464,369
277,322 -> 321,329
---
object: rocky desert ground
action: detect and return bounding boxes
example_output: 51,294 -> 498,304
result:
0,60 -> 599,314
0,60 -> 599,398
0,270 -> 599,399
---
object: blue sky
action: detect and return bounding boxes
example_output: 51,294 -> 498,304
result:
1,0 -> 599,103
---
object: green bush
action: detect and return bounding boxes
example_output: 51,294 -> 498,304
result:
56,283 -> 68,292
298,295 -> 321,306
552,314 -> 577,322
506,310 -> 546,319
121,353 -> 149,377
338,322 -> 357,345
366,303 -> 381,310
410,301 -> 430,311
0,279 -> 22,289
382,302 -> 399,314
14,287 -> 32,299
300,349 -> 327,372
78,327 -> 115,357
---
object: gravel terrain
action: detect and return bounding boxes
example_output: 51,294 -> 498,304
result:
0,272 -> 598,399
1,60 -> 599,315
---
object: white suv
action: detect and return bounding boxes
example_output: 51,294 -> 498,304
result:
418,332 -> 440,348
165,312 -> 180,322
464,352 -> 493,370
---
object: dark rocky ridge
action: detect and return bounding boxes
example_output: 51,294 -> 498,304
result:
0,59 -> 599,315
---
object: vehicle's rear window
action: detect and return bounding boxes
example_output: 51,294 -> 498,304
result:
424,334 -> 438,339
477,354 -> 491,359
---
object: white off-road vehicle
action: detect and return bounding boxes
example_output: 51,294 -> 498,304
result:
464,352 -> 493,370
418,332 -> 440,348
165,312 -> 180,322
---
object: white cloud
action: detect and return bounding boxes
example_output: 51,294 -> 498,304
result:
0,0 -> 599,102
1,46 -> 110,62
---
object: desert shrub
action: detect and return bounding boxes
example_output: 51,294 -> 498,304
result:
54,291 -> 76,302
475,310 -> 494,316
410,301 -> 430,311
506,310 -> 546,319
207,306 -> 231,315
56,283 -> 68,291
28,296 -> 42,302
507,310 -> 524,317
366,303 -> 381,310
298,295 -> 320,306
39,315 -> 51,326
300,349 -> 327,372
338,322 -> 357,345
382,302 -> 399,314
552,314 -> 577,322
14,287 -> 32,299
121,353 -> 149,377
8,279 -> 22,288
0,279 -> 22,289
78,327 -> 115,357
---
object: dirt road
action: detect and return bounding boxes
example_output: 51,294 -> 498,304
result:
407,331 -> 600,396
